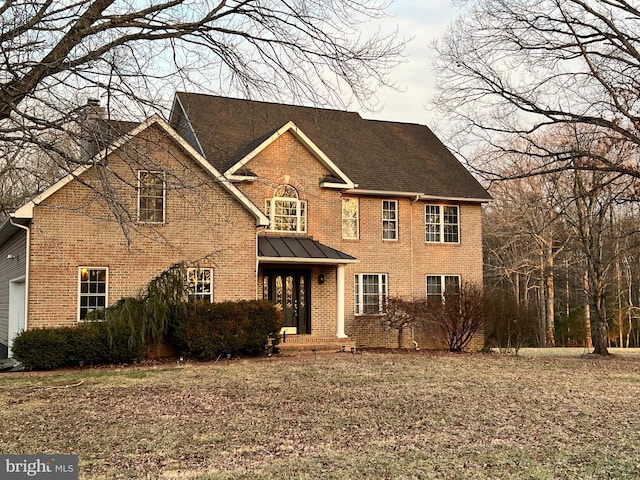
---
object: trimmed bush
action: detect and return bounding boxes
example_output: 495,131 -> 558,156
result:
11,321 -> 145,370
11,295 -> 279,369
170,300 -> 281,359
11,328 -> 67,370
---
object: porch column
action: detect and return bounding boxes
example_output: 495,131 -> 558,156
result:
336,264 -> 347,338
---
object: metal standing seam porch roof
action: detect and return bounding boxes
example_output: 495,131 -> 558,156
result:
258,236 -> 358,264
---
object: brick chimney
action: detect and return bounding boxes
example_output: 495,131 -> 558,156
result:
80,98 -> 106,161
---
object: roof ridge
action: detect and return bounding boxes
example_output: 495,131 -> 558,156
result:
176,91 -> 363,118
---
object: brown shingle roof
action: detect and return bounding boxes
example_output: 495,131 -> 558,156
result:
172,92 -> 491,201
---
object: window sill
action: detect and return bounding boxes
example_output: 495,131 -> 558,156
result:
137,221 -> 166,226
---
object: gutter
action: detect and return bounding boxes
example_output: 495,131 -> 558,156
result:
344,188 -> 491,203
9,216 -> 30,331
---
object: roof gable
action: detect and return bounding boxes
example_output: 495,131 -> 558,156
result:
173,92 -> 492,202
225,121 -> 355,189
12,115 -> 269,226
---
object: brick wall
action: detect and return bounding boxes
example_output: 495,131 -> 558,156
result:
24,121 -> 485,350
28,124 -> 259,328
238,131 -> 485,349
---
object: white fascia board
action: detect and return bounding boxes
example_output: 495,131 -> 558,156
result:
345,189 -> 491,204
227,175 -> 258,182
344,189 -> 424,198
417,194 -> 492,204
319,181 -> 352,189
13,168 -> 91,218
225,121 -> 356,189
258,256 -> 359,265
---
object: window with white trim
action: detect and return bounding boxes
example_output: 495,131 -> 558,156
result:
79,267 -> 108,320
382,200 -> 397,240
342,198 -> 359,239
354,273 -> 388,315
266,185 -> 307,232
138,170 -> 166,223
425,205 -> 459,243
426,275 -> 460,303
186,268 -> 213,302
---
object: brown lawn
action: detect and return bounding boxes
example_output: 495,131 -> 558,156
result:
1,350 -> 640,479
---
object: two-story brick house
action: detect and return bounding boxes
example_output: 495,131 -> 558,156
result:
0,93 -> 491,358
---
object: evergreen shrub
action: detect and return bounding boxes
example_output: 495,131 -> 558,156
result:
170,300 -> 281,359
11,320 -> 145,370
11,328 -> 67,370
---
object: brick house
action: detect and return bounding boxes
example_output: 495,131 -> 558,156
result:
0,93 -> 491,358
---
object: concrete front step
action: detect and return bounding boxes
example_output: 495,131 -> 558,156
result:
277,335 -> 357,353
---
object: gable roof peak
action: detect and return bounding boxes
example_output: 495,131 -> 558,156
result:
172,92 -> 492,202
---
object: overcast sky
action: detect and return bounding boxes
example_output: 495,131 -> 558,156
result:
363,0 -> 463,127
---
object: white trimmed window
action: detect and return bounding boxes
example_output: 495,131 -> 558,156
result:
355,273 -> 388,315
382,200 -> 398,240
266,185 -> 307,232
425,205 -> 459,243
426,275 -> 460,303
138,170 -> 166,224
78,267 -> 108,320
342,198 -> 359,239
186,268 -> 213,302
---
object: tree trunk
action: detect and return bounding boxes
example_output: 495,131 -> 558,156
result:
544,244 -> 556,346
615,254 -> 624,347
583,269 -> 593,349
592,288 -> 610,355
626,257 -> 633,348
613,219 -> 624,348
591,282 -> 609,355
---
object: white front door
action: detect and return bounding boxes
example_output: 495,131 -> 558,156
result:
8,277 -> 26,357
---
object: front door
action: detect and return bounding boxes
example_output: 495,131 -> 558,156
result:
263,270 -> 310,335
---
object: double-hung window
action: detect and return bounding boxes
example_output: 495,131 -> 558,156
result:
186,268 -> 213,302
426,275 -> 460,304
78,267 -> 108,320
138,170 -> 166,224
354,273 -> 388,315
425,205 -> 459,243
266,185 -> 307,233
382,200 -> 398,240
342,198 -> 359,239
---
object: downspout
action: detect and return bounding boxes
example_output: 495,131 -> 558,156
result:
9,216 -> 30,331
411,195 -> 420,350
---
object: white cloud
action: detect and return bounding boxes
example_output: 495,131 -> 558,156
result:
362,0 -> 462,126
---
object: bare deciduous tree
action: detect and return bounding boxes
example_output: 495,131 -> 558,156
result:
483,125 -> 640,354
0,1 -> 404,218
485,158 -> 568,346
359,296 -> 426,350
433,0 -> 640,181
422,283 -> 484,352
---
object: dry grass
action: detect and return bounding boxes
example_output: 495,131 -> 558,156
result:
1,350 -> 640,479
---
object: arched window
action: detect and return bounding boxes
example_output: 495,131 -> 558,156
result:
265,185 -> 307,232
